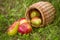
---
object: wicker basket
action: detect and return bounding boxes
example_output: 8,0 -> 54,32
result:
25,1 -> 55,27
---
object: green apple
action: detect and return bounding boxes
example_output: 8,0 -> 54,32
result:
31,17 -> 41,27
7,21 -> 19,36
30,10 -> 40,18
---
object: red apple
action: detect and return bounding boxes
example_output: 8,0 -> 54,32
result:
19,18 -> 29,25
31,17 -> 42,27
18,23 -> 32,34
7,21 -> 20,36
30,10 -> 40,18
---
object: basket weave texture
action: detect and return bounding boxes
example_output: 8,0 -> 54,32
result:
25,1 -> 55,27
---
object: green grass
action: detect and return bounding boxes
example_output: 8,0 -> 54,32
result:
0,0 -> 60,40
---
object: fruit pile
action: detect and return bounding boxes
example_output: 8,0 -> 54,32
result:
7,10 -> 42,36
30,10 -> 42,27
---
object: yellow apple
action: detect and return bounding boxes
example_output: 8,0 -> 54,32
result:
31,17 -> 41,27
7,21 -> 19,36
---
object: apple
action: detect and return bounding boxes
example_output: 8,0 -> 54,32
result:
18,23 -> 32,34
7,21 -> 19,36
31,17 -> 42,27
19,18 -> 29,25
30,10 -> 40,18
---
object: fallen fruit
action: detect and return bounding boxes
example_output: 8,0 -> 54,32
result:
31,17 -> 41,27
7,21 -> 19,36
30,10 -> 40,18
18,23 -> 32,34
19,18 -> 28,25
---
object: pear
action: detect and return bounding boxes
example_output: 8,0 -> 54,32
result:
7,21 -> 19,36
30,10 -> 40,18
